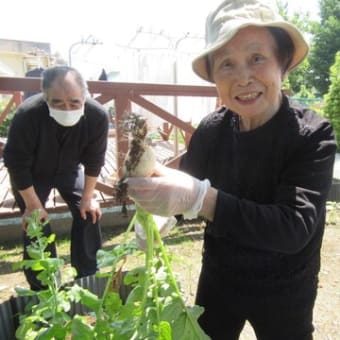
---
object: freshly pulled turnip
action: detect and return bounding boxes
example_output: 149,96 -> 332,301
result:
115,113 -> 156,211
123,113 -> 156,178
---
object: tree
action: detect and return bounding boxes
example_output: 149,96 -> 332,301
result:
324,52 -> 340,148
276,1 -> 316,96
307,0 -> 340,96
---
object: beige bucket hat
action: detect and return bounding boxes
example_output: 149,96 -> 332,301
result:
192,0 -> 309,82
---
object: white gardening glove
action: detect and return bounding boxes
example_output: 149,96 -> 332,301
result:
134,215 -> 177,250
127,164 -> 211,219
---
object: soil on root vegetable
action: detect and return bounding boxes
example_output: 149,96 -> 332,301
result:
0,219 -> 339,340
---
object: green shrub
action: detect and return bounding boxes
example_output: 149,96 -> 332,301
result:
324,52 -> 340,148
0,101 -> 16,137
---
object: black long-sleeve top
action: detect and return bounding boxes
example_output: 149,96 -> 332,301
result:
4,94 -> 109,190
180,95 -> 337,295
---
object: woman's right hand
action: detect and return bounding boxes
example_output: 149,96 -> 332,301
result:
127,164 -> 210,219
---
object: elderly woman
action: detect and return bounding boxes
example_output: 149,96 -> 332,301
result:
127,0 -> 337,338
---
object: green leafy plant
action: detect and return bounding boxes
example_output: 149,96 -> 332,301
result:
119,206 -> 209,339
14,207 -> 209,339
14,112 -> 209,339
12,209 -> 128,339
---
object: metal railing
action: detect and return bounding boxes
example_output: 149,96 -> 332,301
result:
0,76 -> 217,196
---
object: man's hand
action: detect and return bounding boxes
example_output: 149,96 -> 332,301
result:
80,198 -> 102,224
18,186 -> 47,231
127,164 -> 210,219
22,207 -> 48,231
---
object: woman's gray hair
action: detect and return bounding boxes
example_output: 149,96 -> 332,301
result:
41,66 -> 88,98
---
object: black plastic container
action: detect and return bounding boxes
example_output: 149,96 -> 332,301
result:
0,274 -> 130,340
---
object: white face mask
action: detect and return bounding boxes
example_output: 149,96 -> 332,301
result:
48,106 -> 84,127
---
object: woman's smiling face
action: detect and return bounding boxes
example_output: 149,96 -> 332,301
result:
211,26 -> 285,130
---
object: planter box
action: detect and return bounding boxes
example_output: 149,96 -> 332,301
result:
0,274 -> 130,340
